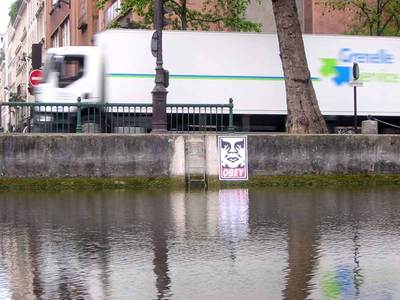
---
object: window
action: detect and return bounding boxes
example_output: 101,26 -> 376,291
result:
37,11 -> 44,41
17,84 -> 27,98
58,55 -> 85,88
51,31 -> 58,48
61,18 -> 70,47
104,0 -> 121,27
93,16 -> 99,34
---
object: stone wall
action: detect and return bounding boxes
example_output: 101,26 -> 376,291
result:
248,135 -> 400,175
0,134 -> 175,177
0,134 -> 399,178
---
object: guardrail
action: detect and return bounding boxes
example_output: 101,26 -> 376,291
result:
0,98 -> 234,133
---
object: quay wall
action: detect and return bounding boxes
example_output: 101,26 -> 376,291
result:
0,134 -> 399,178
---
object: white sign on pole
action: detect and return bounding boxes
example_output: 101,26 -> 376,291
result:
218,136 -> 248,181
349,81 -> 364,87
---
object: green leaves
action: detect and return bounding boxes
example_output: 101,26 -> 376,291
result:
96,0 -> 261,32
320,0 -> 400,36
8,0 -> 22,24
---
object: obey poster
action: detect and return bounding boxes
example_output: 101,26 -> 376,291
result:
218,136 -> 248,181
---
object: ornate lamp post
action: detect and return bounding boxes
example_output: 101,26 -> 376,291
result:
151,0 -> 168,132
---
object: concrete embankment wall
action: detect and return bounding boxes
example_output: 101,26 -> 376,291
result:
0,134 -> 400,178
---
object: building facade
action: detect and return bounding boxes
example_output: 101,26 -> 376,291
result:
27,0 -> 46,68
0,34 -> 6,102
308,1 -> 355,34
0,0 -> 47,130
2,0 -> 46,103
96,0 -> 353,34
246,0 -> 352,34
0,33 -> 7,129
46,0 -> 99,49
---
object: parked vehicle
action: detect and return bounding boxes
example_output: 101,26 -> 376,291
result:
35,29 -> 400,132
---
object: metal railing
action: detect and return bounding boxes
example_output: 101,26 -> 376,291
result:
0,98 -> 234,134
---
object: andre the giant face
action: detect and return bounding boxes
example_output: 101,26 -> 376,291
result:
220,137 -> 246,169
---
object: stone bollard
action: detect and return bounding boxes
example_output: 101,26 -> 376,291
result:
361,120 -> 378,134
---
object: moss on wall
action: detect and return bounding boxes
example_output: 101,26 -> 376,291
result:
208,174 -> 400,189
1,174 -> 400,191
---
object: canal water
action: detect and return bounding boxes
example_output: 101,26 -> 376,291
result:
0,188 -> 399,300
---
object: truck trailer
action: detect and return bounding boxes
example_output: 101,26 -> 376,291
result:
35,29 -> 400,132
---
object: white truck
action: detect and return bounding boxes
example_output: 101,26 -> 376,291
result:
35,29 -> 400,132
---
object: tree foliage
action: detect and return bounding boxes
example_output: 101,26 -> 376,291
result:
320,0 -> 400,36
9,0 -> 22,24
96,0 -> 261,31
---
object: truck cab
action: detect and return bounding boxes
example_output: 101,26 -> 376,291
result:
33,46 -> 103,132
36,46 -> 103,104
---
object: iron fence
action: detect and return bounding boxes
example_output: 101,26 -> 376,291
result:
0,98 -> 234,133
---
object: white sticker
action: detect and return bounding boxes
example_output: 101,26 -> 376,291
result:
218,136 -> 248,181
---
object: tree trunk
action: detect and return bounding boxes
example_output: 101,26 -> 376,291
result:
283,196 -> 320,300
271,0 -> 328,134
181,0 -> 188,30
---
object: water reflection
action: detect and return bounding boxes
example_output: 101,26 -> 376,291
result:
281,192 -> 320,300
218,189 -> 249,261
150,193 -> 172,300
0,188 -> 399,299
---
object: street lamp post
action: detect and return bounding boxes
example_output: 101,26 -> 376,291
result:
151,0 -> 168,132
352,62 -> 359,134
